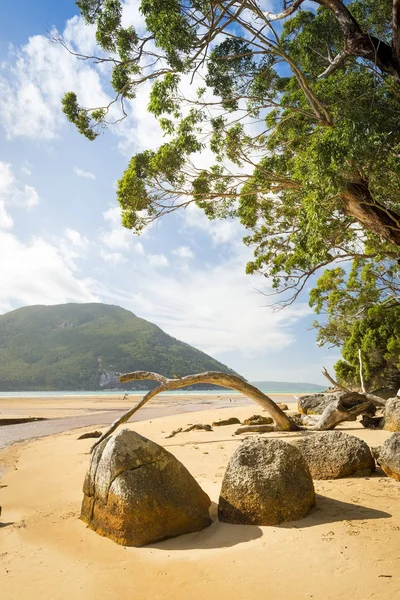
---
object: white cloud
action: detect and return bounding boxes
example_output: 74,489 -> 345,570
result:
21,162 -> 32,176
0,231 -> 98,314
20,185 -> 39,208
0,22 -> 111,140
0,204 -> 13,230
0,162 -> 39,229
102,227 -> 133,250
147,253 -> 169,268
101,206 -> 147,256
173,245 -> 194,260
100,250 -> 126,265
121,0 -> 147,31
103,206 -> 122,226
181,203 -> 244,246
106,244 -> 310,357
65,228 -> 89,248
74,166 -> 96,180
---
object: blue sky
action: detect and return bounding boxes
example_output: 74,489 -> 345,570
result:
0,0 -> 339,384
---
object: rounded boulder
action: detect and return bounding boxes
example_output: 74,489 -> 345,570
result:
81,429 -> 212,546
383,397 -> 400,431
218,438 -> 315,526
373,433 -> 400,481
292,431 -> 375,479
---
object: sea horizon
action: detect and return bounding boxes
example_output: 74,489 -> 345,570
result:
0,388 -> 323,398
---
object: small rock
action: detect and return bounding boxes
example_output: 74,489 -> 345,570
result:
361,415 -> 383,430
184,424 -> 212,432
234,424 -> 275,435
243,414 -> 273,426
373,433 -> 400,481
218,438 -> 315,525
291,431 -> 375,479
212,417 -> 241,427
77,431 -> 103,440
277,403 -> 289,411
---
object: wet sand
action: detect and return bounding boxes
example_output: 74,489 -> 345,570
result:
0,393 -> 288,451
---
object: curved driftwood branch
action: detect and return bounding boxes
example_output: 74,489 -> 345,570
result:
91,370 -> 387,452
322,366 -> 351,392
91,371 -> 298,451
322,366 -> 385,407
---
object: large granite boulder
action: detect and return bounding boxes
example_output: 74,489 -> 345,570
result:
298,393 -> 339,415
373,433 -> 400,481
81,429 -> 212,546
371,387 -> 399,401
291,431 -> 375,479
383,397 -> 400,431
218,438 -> 315,525
298,391 -> 371,416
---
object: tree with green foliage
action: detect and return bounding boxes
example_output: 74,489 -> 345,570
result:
62,1 -> 400,299
61,1 -> 400,384
310,256 -> 400,389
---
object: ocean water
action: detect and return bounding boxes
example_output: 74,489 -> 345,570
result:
0,388 -> 317,397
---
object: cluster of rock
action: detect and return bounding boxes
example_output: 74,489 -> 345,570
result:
81,420 -> 400,547
298,391 -> 400,433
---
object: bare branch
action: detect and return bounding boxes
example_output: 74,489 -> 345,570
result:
322,366 -> 351,392
318,51 -> 348,78
358,348 -> 366,393
264,0 -> 306,22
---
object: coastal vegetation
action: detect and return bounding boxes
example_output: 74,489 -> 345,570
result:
0,303 -> 236,390
62,0 -> 400,389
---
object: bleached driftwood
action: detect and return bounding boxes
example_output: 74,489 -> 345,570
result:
91,371 -> 298,451
322,366 -> 385,407
91,370 -> 382,452
165,423 -> 212,438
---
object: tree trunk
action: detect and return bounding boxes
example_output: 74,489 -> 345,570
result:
341,178 -> 400,247
317,0 -> 400,80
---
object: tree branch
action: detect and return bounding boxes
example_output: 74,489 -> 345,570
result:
322,366 -> 351,392
358,348 -> 366,393
91,371 -> 299,451
318,50 -> 348,78
264,0 -> 306,22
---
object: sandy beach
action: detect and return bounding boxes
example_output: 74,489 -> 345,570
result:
1,396 -> 400,599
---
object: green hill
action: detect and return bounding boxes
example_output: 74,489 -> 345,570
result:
0,303 -> 237,391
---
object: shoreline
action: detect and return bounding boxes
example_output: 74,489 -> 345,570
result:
0,402 -> 399,600
0,393 -> 293,451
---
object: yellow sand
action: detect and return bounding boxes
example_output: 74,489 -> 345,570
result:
1,402 -> 399,600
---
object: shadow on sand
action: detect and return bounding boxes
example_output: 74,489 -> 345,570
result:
279,494 -> 391,529
151,493 -> 391,550
150,502 -> 262,550
0,521 -> 14,528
